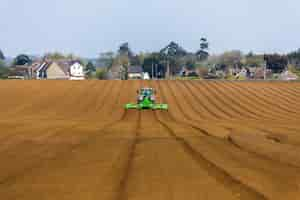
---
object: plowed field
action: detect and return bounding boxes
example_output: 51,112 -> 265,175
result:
0,80 -> 300,200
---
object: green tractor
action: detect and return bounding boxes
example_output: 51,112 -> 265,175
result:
125,88 -> 168,110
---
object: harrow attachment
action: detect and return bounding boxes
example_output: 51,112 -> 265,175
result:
125,103 -> 168,110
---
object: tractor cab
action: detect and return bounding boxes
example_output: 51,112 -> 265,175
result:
137,88 -> 155,103
139,88 -> 154,96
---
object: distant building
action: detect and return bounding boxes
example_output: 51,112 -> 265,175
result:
106,65 -> 125,80
143,72 -> 150,80
249,68 -> 256,79
253,67 -> 272,79
36,61 -> 69,80
127,66 -> 143,79
215,70 -> 226,78
35,60 -> 85,80
239,68 -> 248,77
7,65 -> 29,79
69,61 -> 85,80
180,67 -> 199,77
279,70 -> 298,81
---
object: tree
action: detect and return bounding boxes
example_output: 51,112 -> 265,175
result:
219,50 -> 243,69
287,49 -> 300,69
0,60 -> 9,79
86,61 -> 96,77
244,52 -> 264,68
130,55 -> 143,66
142,53 -> 165,78
95,68 -> 106,80
0,59 -> 5,68
137,53 -> 146,66
111,42 -> 136,79
182,54 -> 197,70
198,67 -> 209,78
0,50 -> 5,60
196,38 -> 209,61
43,52 -> 66,60
43,52 -> 81,61
264,54 -> 288,73
118,55 -> 130,79
97,52 -> 114,68
160,41 -> 187,76
246,51 -> 254,58
118,42 -> 133,58
13,54 -> 32,66
66,53 -> 77,60
160,41 -> 187,58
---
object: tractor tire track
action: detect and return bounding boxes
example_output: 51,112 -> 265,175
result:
1,80 -> 300,200
156,80 -> 300,199
0,81 -> 128,187
152,82 -> 267,200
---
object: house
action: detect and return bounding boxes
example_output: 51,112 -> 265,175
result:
253,67 -> 272,79
143,72 -> 150,80
107,65 -> 124,80
35,60 -> 85,80
127,66 -> 143,79
238,68 -> 248,77
228,68 -> 240,76
279,70 -> 298,81
69,61 -> 85,80
7,66 -> 28,79
36,61 -> 69,80
249,68 -> 256,79
215,70 -> 226,78
180,67 -> 199,77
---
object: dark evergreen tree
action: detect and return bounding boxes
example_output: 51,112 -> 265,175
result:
0,50 -> 5,60
196,38 -> 209,61
264,54 -> 288,73
13,54 -> 32,66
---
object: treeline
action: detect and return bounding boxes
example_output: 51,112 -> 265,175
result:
1,40 -> 300,79
96,39 -> 209,79
95,41 -> 300,79
0,50 -> 9,79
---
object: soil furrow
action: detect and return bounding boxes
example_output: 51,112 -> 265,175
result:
153,84 -> 267,200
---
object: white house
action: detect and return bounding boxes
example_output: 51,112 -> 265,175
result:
280,70 -> 298,81
69,61 -> 85,80
143,72 -> 150,80
127,66 -> 143,79
237,68 -> 248,78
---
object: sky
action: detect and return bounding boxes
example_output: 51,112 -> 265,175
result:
1,0 -> 300,57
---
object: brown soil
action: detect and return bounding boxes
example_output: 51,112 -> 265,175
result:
0,80 -> 300,200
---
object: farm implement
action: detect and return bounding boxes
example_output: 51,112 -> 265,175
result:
125,88 -> 168,110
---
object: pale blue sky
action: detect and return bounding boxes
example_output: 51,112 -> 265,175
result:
1,0 -> 300,57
